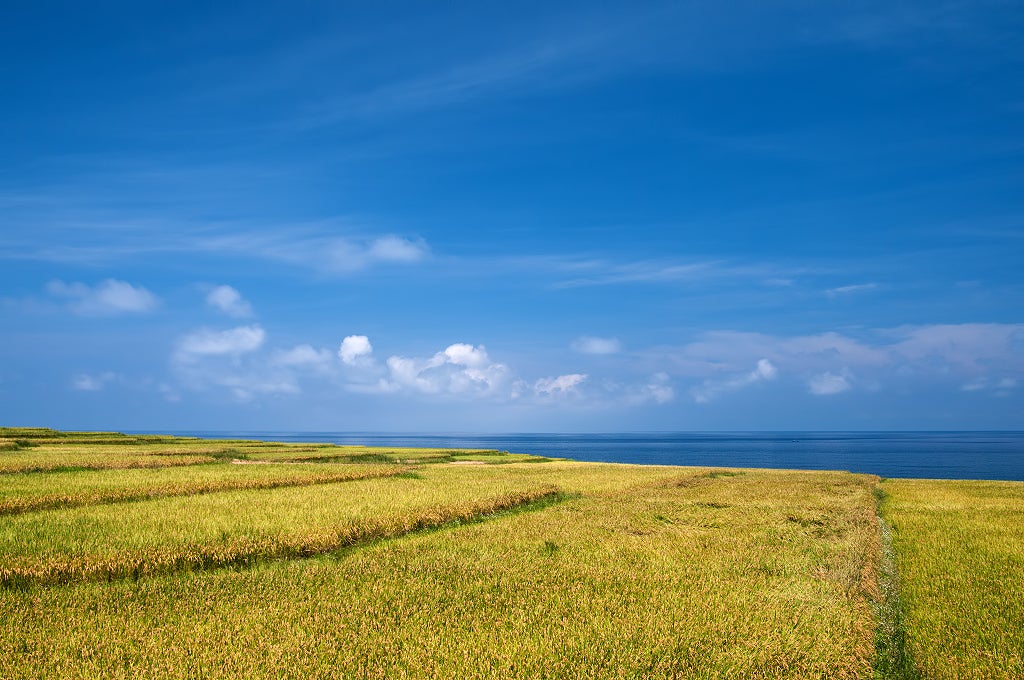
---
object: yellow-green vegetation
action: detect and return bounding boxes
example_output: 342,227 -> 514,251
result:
879,478 -> 1024,679
0,427 -> 538,471
1,429 -> 232,472
0,428 -> 1019,678
0,465 -> 566,587
0,463 -> 412,515
242,445 -> 546,464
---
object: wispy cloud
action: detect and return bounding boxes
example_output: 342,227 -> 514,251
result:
287,7 -> 679,129
208,375 -> 300,401
71,372 -> 118,391
174,325 -> 266,362
205,285 -> 253,318
571,336 -> 622,355
532,373 -> 588,397
170,325 -> 300,401
272,345 -> 334,372
626,373 -> 675,405
691,359 -> 777,403
4,217 -> 430,277
808,371 -> 852,396
192,230 -> 431,275
553,259 -> 725,288
47,279 -> 158,316
826,282 -> 879,297
889,323 -> 1024,374
653,322 -> 1024,400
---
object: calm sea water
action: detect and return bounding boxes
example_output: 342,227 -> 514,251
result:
156,431 -> 1024,482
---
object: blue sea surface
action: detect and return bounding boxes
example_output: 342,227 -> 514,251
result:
153,431 -> 1024,482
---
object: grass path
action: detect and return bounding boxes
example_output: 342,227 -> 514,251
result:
877,479 -> 1024,679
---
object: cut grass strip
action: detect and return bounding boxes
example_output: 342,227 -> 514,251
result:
0,464 -> 412,516
880,478 -> 1024,679
872,486 -> 920,680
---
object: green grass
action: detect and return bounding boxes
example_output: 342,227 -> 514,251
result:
879,479 -> 1024,679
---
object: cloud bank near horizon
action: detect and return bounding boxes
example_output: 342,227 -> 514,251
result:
140,302 -> 1023,417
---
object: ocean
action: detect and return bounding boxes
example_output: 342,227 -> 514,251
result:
157,431 -> 1024,482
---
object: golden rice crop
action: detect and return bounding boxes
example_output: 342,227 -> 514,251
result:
0,428 -> 552,470
243,445 -> 536,464
0,462 -> 412,515
0,449 -> 215,473
0,466 -> 880,679
0,464 -> 579,586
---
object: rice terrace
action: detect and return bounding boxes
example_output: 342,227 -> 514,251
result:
0,428 -> 1020,678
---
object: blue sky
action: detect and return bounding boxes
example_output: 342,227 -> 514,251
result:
2,0 -> 1022,432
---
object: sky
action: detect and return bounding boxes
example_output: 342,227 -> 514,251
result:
1,0 -> 1022,432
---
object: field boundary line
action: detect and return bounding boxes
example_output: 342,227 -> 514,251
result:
873,485 -> 921,679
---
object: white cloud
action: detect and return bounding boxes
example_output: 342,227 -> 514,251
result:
48,279 -> 158,316
368,343 -> 509,397
534,373 -> 588,396
808,371 -> 851,395
175,325 -> 265,362
753,358 -> 777,380
338,335 -> 374,365
889,324 -> 1024,374
206,285 -> 252,317
691,358 -> 777,403
654,323 -> 1024,402
670,330 -> 889,379
71,372 -> 117,391
171,326 -> 305,401
571,336 -> 622,355
274,345 -> 334,370
443,343 -> 489,368
634,373 -> 675,405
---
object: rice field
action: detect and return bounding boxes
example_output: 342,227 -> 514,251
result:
0,428 -> 531,470
0,429 -> 1020,678
0,463 -> 412,515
